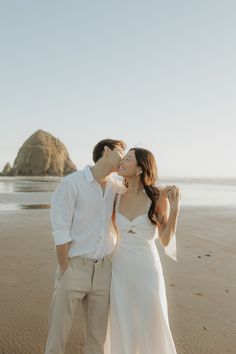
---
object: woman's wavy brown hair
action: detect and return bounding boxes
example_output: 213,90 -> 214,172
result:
129,148 -> 163,225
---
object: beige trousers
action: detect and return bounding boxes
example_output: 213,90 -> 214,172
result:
45,255 -> 112,354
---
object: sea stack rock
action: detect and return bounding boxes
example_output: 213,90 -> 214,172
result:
11,129 -> 77,176
1,162 -> 12,176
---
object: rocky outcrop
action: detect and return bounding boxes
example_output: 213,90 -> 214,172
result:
9,129 -> 77,176
1,162 -> 12,176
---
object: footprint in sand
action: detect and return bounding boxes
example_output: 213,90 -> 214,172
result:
203,326 -> 209,331
197,254 -> 213,258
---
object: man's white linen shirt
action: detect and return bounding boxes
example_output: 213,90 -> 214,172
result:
50,165 -> 124,259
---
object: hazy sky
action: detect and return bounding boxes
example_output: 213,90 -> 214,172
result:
1,0 -> 235,177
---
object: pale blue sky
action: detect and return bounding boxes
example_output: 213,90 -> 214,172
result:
0,0 -> 235,177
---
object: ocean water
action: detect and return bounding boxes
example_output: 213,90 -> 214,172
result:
0,177 -> 60,212
0,176 -> 236,212
160,177 -> 236,207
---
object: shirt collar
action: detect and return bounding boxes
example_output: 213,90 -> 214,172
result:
83,165 -> 112,188
83,165 -> 95,183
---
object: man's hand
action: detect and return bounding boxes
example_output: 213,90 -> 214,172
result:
59,259 -> 70,274
56,243 -> 70,274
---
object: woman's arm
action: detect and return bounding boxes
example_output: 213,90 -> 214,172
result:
156,186 -> 180,247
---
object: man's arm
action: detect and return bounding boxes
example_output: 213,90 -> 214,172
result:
56,243 -> 70,273
50,178 -> 77,273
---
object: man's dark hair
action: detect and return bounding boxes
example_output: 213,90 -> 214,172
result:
93,139 -> 126,163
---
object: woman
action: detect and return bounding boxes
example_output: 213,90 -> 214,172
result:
105,148 -> 180,354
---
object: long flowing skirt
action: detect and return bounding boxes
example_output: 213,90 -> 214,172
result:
104,242 -> 177,354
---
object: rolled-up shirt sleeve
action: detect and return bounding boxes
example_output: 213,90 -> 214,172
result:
50,178 -> 77,246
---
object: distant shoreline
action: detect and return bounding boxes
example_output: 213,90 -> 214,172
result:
0,175 -> 62,180
161,176 -> 236,185
1,175 -> 236,185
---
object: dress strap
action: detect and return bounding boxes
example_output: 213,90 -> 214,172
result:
114,193 -> 122,213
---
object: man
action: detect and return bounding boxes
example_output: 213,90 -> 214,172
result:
45,139 -> 126,354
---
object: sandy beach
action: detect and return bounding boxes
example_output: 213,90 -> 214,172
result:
0,205 -> 236,354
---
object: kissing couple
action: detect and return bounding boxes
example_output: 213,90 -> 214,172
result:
45,138 -> 180,354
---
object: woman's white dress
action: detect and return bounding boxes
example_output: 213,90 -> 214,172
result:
104,195 -> 178,354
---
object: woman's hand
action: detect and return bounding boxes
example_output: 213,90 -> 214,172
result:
162,185 -> 181,213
